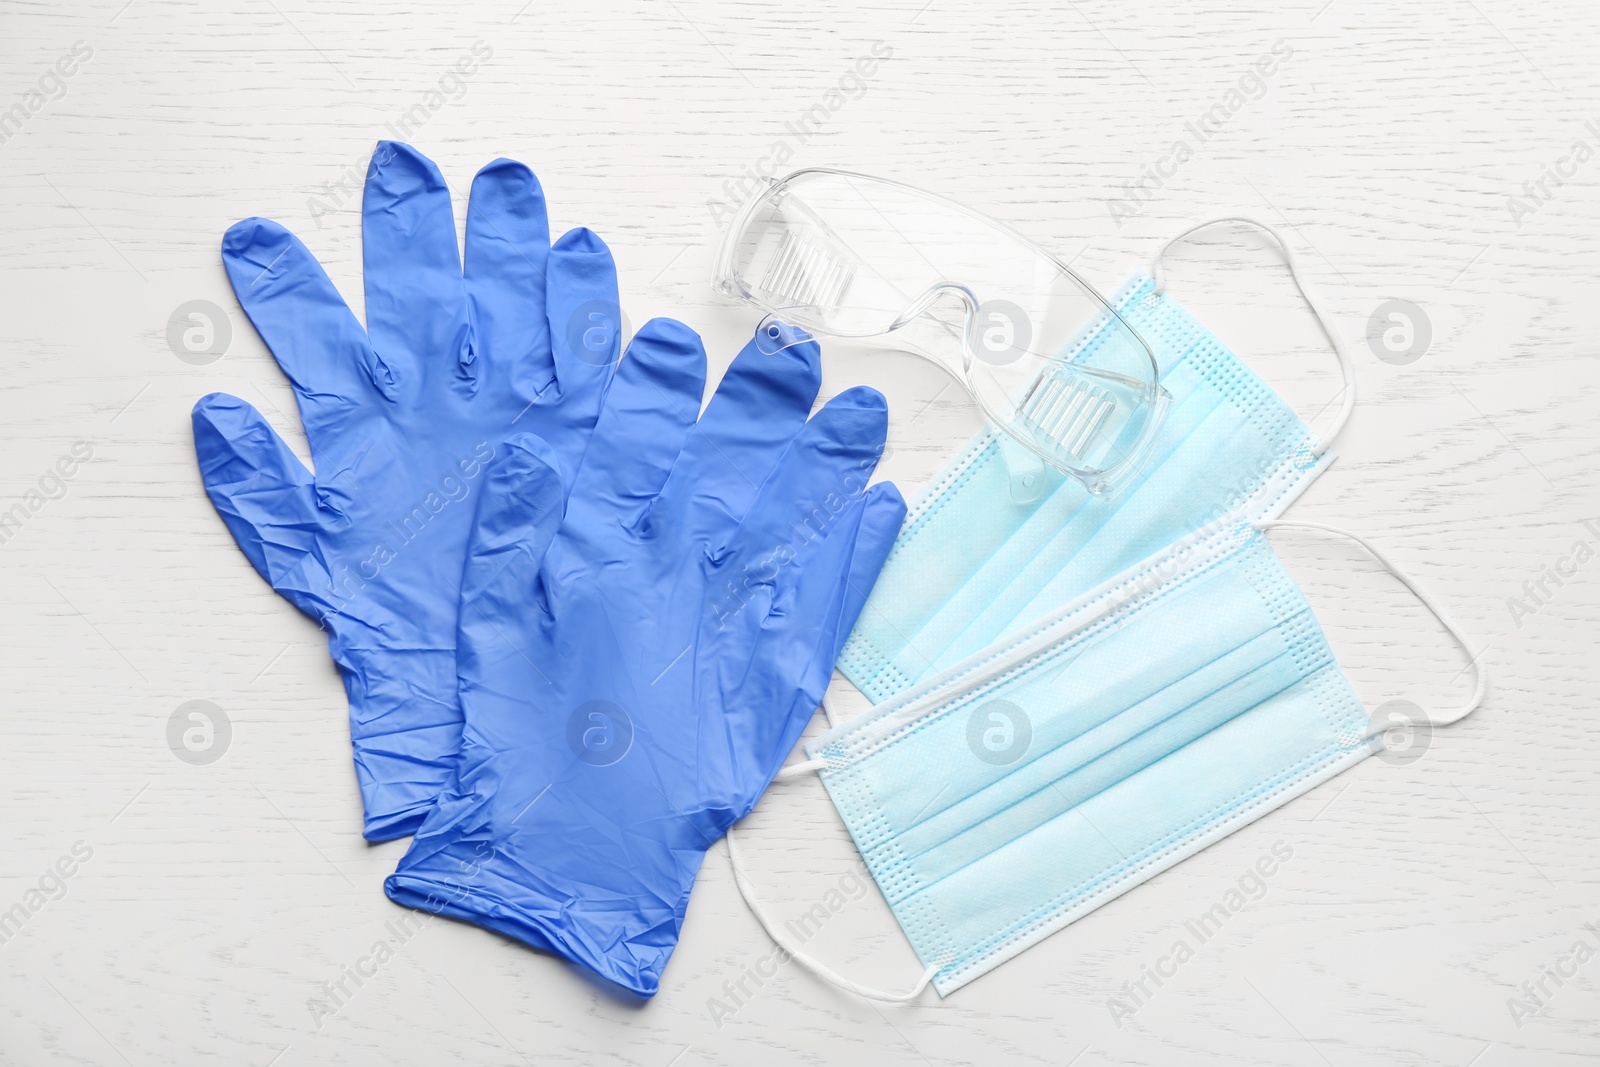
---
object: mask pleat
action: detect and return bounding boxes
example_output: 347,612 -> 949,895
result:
813,526 -> 1372,995
882,624 -> 1326,897
916,665 -> 1363,983
831,539 -> 1291,849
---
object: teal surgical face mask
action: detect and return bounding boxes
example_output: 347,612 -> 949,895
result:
839,218 -> 1357,705
729,518 -> 1486,999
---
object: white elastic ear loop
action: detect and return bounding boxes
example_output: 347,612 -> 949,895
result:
729,702 -> 940,1004
725,825 -> 939,1003
1256,519 -> 1488,726
1151,216 -> 1357,447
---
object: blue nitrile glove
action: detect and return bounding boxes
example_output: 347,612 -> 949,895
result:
383,319 -> 907,996
192,141 -> 622,840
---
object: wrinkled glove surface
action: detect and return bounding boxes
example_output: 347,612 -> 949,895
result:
385,319 -> 906,996
193,141 -> 621,839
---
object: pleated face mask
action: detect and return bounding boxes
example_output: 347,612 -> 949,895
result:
839,218 -> 1357,705
729,517 -> 1485,1000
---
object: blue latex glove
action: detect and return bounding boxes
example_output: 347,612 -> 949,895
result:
384,319 -> 907,996
193,142 -> 621,840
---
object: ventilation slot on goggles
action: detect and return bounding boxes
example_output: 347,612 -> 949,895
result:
1017,369 -> 1116,468
758,231 -> 856,312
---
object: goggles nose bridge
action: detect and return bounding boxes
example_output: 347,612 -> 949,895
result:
887,280 -> 980,379
887,279 -> 979,333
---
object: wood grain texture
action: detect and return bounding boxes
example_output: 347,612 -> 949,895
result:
1,0 -> 1597,1063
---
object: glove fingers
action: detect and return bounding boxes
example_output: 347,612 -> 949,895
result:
566,318 -> 707,530
221,217 -> 385,443
828,482 -> 907,661
720,484 -> 904,809
463,158 -> 554,392
191,392 -> 327,611
362,141 -> 472,393
648,325 -> 822,547
544,226 -> 622,399
726,481 -> 904,700
711,386 -> 889,569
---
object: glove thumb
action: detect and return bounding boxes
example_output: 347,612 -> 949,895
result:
459,432 -> 568,621
831,481 -> 907,663
192,392 -> 330,618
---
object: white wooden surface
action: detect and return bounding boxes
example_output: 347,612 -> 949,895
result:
2,0 -> 1597,1063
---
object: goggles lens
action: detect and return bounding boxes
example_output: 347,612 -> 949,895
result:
715,169 -> 1164,491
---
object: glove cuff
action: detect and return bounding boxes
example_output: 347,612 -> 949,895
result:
337,646 -> 463,841
384,829 -> 706,996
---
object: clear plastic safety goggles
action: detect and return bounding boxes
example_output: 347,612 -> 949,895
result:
713,168 -> 1167,495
